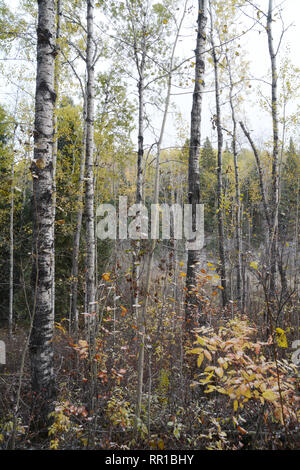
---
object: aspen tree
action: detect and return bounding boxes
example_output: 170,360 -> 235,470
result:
208,0 -> 227,306
29,0 -> 57,422
185,0 -> 208,328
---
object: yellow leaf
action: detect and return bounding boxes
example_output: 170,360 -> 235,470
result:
189,347 -> 203,354
262,390 -> 278,401
250,261 -> 258,270
35,158 -> 45,169
195,336 -> 205,346
204,350 -> 212,361
215,367 -> 223,378
233,400 -> 238,412
200,371 -> 214,385
275,328 -> 288,348
158,438 -> 164,450
197,353 -> 204,368
204,385 -> 216,393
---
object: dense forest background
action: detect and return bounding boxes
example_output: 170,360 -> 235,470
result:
0,0 -> 299,451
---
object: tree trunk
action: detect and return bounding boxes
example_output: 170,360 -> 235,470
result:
85,0 -> 96,326
239,122 -> 271,231
267,0 -> 279,295
85,0 -> 97,448
185,0 -> 208,329
29,0 -> 56,424
9,157 -> 14,336
227,56 -> 242,311
51,0 -> 61,324
9,99 -> 19,336
209,0 -> 227,306
131,6 -> 146,429
135,1 -> 188,428
71,96 -> 87,335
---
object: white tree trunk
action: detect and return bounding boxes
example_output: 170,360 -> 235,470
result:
85,0 -> 96,325
29,0 -> 56,422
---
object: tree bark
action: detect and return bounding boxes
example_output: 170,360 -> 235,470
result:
267,0 -> 282,298
71,95 -> 87,334
129,3 -> 146,429
85,0 -> 97,448
51,0 -> 61,324
9,157 -> 14,336
9,99 -> 19,336
239,121 -> 271,231
226,55 -> 242,311
29,0 -> 56,424
85,0 -> 96,325
209,0 -> 227,306
185,0 -> 208,328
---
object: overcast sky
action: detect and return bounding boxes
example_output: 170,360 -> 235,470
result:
1,0 -> 299,153
161,0 -> 300,151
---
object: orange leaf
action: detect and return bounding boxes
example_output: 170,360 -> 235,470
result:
102,272 -> 111,281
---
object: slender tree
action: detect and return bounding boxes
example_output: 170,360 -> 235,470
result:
85,0 -> 96,328
185,0 -> 208,328
8,106 -> 19,337
267,0 -> 279,295
29,0 -> 57,423
226,56 -> 243,310
71,93 -> 87,334
85,0 -> 97,447
135,0 -> 188,428
52,0 -> 62,323
208,0 -> 227,306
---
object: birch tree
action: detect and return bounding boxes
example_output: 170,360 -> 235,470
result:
208,0 -> 228,307
52,0 -> 62,324
185,0 -> 208,328
85,0 -> 96,331
29,0 -> 57,422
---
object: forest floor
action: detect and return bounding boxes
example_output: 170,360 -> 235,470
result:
1,319 -> 300,450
